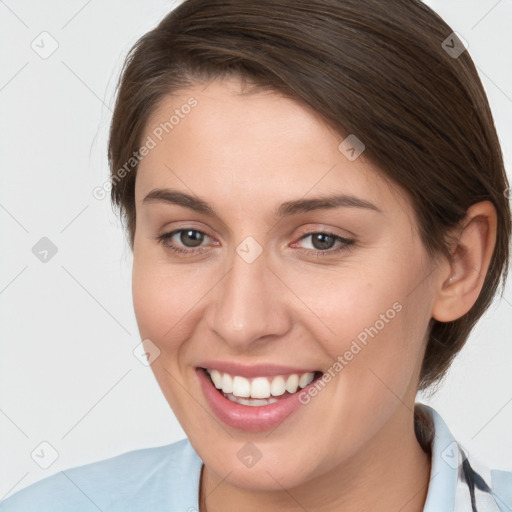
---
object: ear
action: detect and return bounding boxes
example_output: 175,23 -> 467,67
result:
432,201 -> 497,322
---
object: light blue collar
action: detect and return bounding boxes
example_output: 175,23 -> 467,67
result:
422,404 -> 460,511
420,403 -> 506,512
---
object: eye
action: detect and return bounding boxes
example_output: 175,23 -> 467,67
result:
293,231 -> 354,255
155,228 -> 215,254
155,228 -> 354,257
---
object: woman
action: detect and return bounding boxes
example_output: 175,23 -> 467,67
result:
2,0 -> 511,510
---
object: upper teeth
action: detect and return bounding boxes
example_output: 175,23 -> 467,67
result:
206,369 -> 316,398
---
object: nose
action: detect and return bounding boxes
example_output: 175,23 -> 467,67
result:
206,246 -> 292,350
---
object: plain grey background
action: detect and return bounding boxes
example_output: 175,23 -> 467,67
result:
1,0 -> 511,499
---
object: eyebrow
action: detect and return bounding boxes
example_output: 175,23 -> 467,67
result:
142,188 -> 382,218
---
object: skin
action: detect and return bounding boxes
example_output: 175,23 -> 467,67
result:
131,76 -> 497,512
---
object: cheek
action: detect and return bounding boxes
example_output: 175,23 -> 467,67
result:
283,265 -> 401,346
132,248 -> 185,344
285,261 -> 428,394
132,251 -> 216,355
131,253 -> 205,416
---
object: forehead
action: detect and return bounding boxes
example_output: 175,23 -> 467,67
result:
135,77 -> 411,220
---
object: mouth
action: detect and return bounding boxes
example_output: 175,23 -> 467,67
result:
201,367 -> 324,407
196,365 -> 324,431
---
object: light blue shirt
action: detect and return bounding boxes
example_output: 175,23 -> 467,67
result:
1,405 -> 510,511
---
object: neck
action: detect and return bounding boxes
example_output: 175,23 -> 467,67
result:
199,405 -> 432,512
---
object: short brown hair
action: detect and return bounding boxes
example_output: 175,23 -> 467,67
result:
108,0 -> 511,390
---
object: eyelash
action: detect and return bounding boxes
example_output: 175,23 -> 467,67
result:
155,229 -> 354,257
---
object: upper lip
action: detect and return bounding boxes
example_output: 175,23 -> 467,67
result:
197,360 -> 320,378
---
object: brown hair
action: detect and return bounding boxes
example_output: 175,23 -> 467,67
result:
108,0 -> 511,390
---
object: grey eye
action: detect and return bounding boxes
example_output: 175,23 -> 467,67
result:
178,229 -> 205,247
308,233 -> 336,250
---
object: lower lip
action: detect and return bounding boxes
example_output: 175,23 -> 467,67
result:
196,368 -> 318,432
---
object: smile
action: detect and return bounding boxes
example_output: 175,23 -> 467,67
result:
196,365 -> 324,431
205,368 -> 319,406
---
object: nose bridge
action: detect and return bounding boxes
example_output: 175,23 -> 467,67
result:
208,243 -> 290,347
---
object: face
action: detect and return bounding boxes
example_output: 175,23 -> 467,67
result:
132,76 -> 439,490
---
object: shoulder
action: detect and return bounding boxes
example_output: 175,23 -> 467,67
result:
418,404 -> 512,512
0,438 -> 203,512
489,469 -> 512,511
491,469 -> 512,511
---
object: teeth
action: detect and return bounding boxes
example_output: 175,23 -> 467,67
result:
226,395 -> 280,406
285,374 -> 299,393
222,373 -> 233,393
206,369 -> 317,399
299,372 -> 315,388
270,376 -> 286,396
232,376 -> 251,397
251,377 -> 271,399
210,369 -> 222,389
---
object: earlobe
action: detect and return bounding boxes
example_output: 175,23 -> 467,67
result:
432,201 -> 497,323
